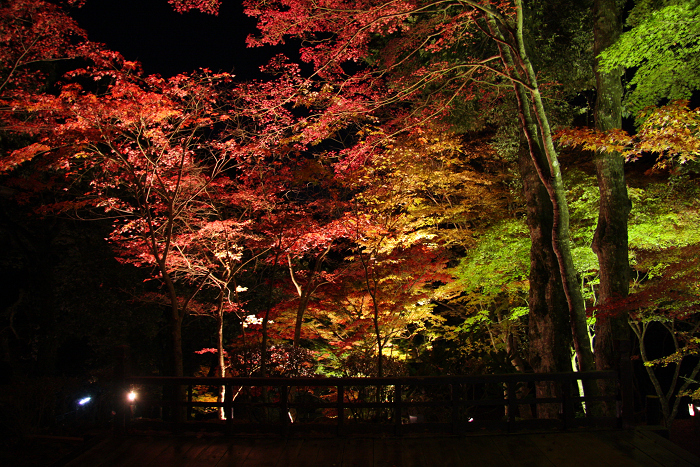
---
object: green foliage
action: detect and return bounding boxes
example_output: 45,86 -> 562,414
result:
562,169 -> 700,296
628,181 -> 700,274
599,0 -> 700,116
430,217 -> 530,374
565,169 -> 600,279
440,218 -> 530,306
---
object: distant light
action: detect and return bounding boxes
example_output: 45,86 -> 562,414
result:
128,391 -> 137,402
468,417 -> 474,422
78,396 -> 92,406
690,403 -> 697,417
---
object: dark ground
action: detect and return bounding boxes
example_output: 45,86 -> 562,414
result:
0,420 -> 698,467
669,418 -> 700,458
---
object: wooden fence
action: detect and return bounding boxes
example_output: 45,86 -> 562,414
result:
115,367 -> 634,436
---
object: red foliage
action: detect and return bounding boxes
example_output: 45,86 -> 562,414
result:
557,100 -> 700,169
590,244 -> 700,322
3,0 -> 458,375
168,0 -> 221,15
0,0 -> 90,95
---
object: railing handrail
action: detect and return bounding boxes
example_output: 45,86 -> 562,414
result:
124,370 -> 619,387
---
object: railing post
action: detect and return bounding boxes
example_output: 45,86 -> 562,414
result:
506,381 -> 517,432
394,384 -> 402,436
617,339 -> 634,429
337,385 -> 344,436
172,381 -> 183,433
113,345 -> 129,434
561,375 -> 573,430
225,383 -> 233,435
280,384 -> 289,435
187,385 -> 193,421
450,383 -> 458,434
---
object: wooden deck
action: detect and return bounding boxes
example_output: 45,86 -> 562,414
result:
60,428 -> 698,467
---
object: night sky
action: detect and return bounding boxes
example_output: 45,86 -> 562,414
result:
70,0 -> 272,79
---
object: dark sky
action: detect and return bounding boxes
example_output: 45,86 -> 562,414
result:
70,0 -> 273,79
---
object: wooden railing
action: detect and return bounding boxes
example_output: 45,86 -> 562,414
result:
115,367 -> 634,435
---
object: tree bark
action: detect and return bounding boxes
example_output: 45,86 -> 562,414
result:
518,143 -> 573,418
519,147 -> 573,374
592,0 -> 631,403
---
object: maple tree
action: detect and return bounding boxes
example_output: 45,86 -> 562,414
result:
624,180 -> 700,426
598,238 -> 700,427
253,168 -> 354,349
628,251 -> 700,427
168,210 -> 260,417
170,0 -> 599,385
325,137 -> 454,377
345,129 -> 519,373
598,0 -> 700,115
191,140 -> 355,375
0,0 -> 90,97
325,234 -> 449,378
6,58 -> 241,381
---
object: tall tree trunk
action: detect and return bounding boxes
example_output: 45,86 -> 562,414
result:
365,255 -> 383,378
518,143 -> 573,418
592,0 -> 631,411
487,4 -> 599,415
488,4 -> 595,375
519,146 -> 573,373
512,3 -> 595,375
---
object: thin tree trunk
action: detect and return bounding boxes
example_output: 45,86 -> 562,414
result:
162,270 -> 184,378
261,242 -> 283,377
215,289 -> 227,419
290,243 -> 332,347
161,268 -> 186,423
